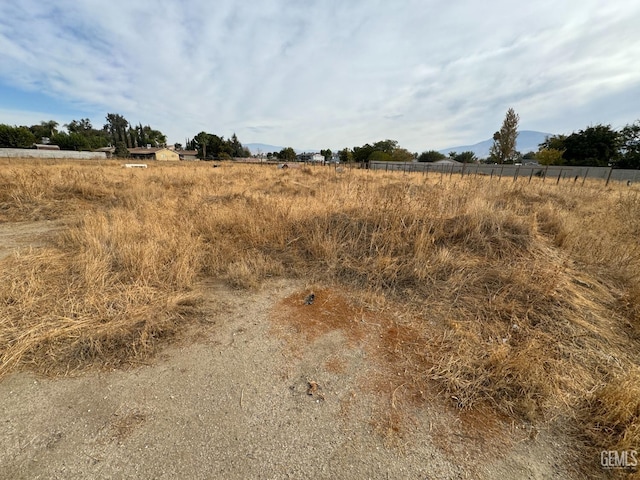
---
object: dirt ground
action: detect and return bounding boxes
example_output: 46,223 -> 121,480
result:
0,222 -> 590,479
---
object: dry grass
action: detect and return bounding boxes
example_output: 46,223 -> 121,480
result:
1,158 -> 639,471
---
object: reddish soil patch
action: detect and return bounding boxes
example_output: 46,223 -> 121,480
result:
270,286 -> 514,449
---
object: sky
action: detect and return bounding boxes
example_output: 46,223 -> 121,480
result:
1,0 -> 639,152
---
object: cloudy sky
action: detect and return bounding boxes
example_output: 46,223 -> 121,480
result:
1,0 -> 639,151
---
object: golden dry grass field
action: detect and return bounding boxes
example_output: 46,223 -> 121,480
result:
1,158 -> 639,478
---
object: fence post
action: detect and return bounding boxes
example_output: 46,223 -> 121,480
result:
499,165 -> 504,180
514,165 -> 520,182
556,169 -> 562,185
528,168 -> 534,183
542,165 -> 549,183
582,168 -> 589,186
605,168 -> 613,186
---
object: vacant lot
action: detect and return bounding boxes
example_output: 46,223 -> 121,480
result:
0,159 -> 639,478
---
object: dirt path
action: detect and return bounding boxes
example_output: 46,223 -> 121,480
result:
0,221 -> 585,479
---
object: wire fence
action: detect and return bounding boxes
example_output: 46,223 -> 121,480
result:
367,161 -> 640,186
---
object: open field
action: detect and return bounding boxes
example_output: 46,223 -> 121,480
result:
1,158 -> 639,478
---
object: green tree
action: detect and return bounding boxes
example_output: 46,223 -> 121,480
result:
278,147 -> 297,161
320,149 -> 333,162
104,113 -> 130,146
63,118 -> 109,150
372,139 -> 398,154
0,124 -> 36,147
51,132 -> 90,150
114,141 -> 130,157
417,150 -> 446,162
453,151 -> 477,163
562,124 -> 620,166
225,133 -> 250,157
368,151 -> 392,162
135,123 -> 146,147
352,144 -> 375,163
338,148 -> 353,163
539,134 -> 567,151
489,108 -> 519,164
536,148 -> 565,165
353,139 -> 404,163
193,132 -> 220,159
138,125 -> 166,147
66,118 -> 93,135
29,120 -> 59,141
618,120 -> 640,169
391,148 -> 415,162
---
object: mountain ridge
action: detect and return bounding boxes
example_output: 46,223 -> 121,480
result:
438,130 -> 553,159
245,143 -> 317,155
247,131 -> 555,159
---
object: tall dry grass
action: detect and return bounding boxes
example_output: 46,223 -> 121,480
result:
0,159 -> 639,468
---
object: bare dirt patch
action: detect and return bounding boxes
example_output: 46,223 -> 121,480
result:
270,285 -> 583,479
0,280 -> 584,479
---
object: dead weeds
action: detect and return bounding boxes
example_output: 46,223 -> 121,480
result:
0,160 -> 639,477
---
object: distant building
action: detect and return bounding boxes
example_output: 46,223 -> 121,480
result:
297,152 -> 324,163
178,150 -> 199,161
128,147 -> 179,161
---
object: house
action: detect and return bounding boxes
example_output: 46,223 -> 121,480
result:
128,147 -> 180,161
297,152 -> 324,163
177,150 -> 199,161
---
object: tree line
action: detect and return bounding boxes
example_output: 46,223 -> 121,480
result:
0,114 -> 166,155
186,132 -> 250,160
0,115 -> 253,161
417,109 -> 640,169
536,122 -> 639,168
2,110 -> 639,168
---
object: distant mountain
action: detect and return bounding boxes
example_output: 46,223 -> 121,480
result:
245,143 -> 285,155
245,143 -> 318,155
438,130 -> 553,159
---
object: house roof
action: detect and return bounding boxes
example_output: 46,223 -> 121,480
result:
178,150 -> 198,155
128,147 -> 164,154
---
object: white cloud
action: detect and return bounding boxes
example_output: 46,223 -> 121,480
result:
0,0 -> 639,151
